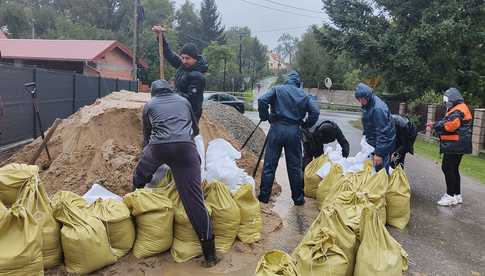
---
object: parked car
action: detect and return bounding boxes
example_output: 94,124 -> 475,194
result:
204,92 -> 245,113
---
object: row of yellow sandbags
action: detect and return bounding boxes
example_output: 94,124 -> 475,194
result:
304,155 -> 411,230
0,163 -> 263,275
255,203 -> 408,276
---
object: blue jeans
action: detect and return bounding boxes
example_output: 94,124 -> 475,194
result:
259,123 -> 304,202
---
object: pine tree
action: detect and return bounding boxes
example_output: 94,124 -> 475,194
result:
175,0 -> 204,50
200,0 -> 225,45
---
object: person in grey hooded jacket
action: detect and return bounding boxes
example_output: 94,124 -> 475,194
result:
132,80 -> 218,267
258,71 -> 320,205
354,83 -> 396,172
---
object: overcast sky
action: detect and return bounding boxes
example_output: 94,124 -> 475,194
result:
172,0 -> 329,49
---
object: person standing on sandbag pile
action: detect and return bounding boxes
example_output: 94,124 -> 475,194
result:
132,80 -> 219,267
431,88 -> 472,206
258,70 -> 320,206
354,83 -> 396,173
390,114 -> 418,168
302,119 -> 350,170
152,25 -> 208,123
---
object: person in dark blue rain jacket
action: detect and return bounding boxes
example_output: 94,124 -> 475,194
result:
354,83 -> 396,172
258,71 -> 320,205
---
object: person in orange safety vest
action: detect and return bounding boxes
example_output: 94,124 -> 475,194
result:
432,87 -> 472,206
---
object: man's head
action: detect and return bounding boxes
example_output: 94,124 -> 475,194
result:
354,83 -> 373,106
285,70 -> 302,88
180,43 -> 199,68
150,79 -> 173,97
443,87 -> 463,109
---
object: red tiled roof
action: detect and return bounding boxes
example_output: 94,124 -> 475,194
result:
0,39 -> 147,68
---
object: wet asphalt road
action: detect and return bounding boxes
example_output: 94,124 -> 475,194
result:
245,110 -> 485,276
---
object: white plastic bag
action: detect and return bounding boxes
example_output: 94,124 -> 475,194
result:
316,162 -> 332,178
83,184 -> 122,204
194,135 -> 206,180
205,138 -> 255,193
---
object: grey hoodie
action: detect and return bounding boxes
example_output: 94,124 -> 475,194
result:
143,80 -> 199,146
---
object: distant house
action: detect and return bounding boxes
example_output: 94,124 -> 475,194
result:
267,51 -> 287,72
0,36 -> 147,80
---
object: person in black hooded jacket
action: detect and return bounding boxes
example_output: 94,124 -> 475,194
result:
152,25 -> 208,122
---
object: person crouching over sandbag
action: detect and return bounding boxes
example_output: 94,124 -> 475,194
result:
132,80 -> 219,267
301,119 -> 350,170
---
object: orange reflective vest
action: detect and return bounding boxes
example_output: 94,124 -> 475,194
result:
436,103 -> 472,154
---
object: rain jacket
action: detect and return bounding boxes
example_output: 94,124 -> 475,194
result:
433,88 -> 472,154
143,81 -> 198,147
302,119 -> 350,158
391,115 -> 417,155
355,83 -> 396,157
162,37 -> 208,121
258,71 -> 319,128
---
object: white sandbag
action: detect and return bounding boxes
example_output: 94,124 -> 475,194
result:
83,184 -> 122,205
194,135 -> 206,180
316,162 -> 332,178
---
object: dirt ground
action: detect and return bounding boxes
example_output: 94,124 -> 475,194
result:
3,92 -> 284,275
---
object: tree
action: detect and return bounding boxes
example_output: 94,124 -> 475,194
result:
175,0 -> 204,50
200,0 -> 225,45
277,33 -> 298,65
316,0 -> 485,105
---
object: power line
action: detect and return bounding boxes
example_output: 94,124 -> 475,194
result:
260,0 -> 326,15
237,0 -> 325,19
254,26 -> 311,33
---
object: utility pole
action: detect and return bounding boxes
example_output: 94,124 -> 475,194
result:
239,33 -> 243,74
132,0 -> 138,81
223,57 -> 227,91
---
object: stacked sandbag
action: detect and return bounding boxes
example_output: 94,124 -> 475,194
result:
255,250 -> 299,276
124,189 -> 174,259
304,155 -> 329,198
0,163 -> 37,206
386,165 -> 411,229
0,202 -> 44,276
1,163 -> 62,269
88,199 -> 136,258
205,181 -> 241,253
354,205 -> 408,276
171,195 -> 201,262
51,191 -> 117,275
293,205 -> 357,276
232,184 -> 263,243
355,169 -> 388,225
317,164 -> 346,205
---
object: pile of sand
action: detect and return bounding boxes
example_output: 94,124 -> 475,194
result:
7,92 -> 280,197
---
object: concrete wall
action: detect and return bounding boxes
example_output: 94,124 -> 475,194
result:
305,88 -> 359,106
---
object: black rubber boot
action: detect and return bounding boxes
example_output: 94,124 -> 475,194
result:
200,238 -> 219,268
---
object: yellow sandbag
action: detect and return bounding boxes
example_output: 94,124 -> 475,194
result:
170,194 -> 212,263
52,191 -> 117,275
386,165 -> 411,229
304,155 -> 329,198
0,163 -> 39,206
16,174 -> 62,269
124,189 -> 174,259
354,205 -> 408,276
316,163 -> 344,204
233,184 -> 263,243
88,199 -> 135,258
358,168 -> 388,196
293,205 -> 356,276
0,203 -> 43,276
255,250 -> 299,276
333,191 -> 386,236
205,181 -> 241,253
